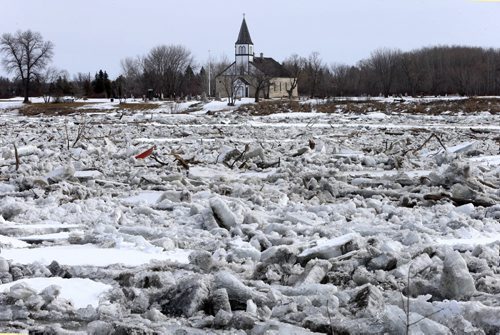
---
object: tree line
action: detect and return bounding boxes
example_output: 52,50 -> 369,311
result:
2,29 -> 500,102
294,46 -> 500,98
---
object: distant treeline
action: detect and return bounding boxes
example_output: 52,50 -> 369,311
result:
1,45 -> 500,99
304,46 -> 500,98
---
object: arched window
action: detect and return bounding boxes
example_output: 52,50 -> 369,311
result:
239,46 -> 245,54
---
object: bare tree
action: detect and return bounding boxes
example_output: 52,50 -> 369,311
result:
0,30 -> 54,103
212,55 -> 241,106
72,72 -> 92,99
304,52 -> 325,98
367,48 -> 402,97
219,62 -> 241,106
248,65 -> 273,103
143,45 -> 192,99
120,56 -> 144,98
39,67 -> 63,103
330,63 -> 352,97
283,54 -> 305,99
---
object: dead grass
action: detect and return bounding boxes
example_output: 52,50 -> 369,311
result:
235,97 -> 500,116
19,102 -> 93,116
238,100 -> 312,115
18,101 -> 164,116
17,97 -> 500,117
117,102 -> 162,112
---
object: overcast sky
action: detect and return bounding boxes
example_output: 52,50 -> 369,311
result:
1,0 -> 500,79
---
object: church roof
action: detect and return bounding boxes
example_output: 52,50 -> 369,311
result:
236,18 -> 253,45
251,57 -> 292,77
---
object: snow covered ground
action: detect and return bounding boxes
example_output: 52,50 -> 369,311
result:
0,98 -> 499,334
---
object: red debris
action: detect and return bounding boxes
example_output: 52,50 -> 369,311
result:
135,145 -> 156,159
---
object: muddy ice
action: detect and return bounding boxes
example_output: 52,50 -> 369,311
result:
0,101 -> 499,334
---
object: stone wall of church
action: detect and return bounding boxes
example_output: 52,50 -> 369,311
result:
269,77 -> 298,99
215,75 -> 299,100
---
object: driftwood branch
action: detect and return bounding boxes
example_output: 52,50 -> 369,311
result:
257,158 -> 280,169
172,152 -> 189,170
412,133 -> 447,155
230,144 -> 249,168
150,153 -> 169,166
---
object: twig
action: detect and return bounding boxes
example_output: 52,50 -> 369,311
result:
64,120 -> 70,150
13,143 -> 19,171
407,309 -> 444,328
326,300 -> 334,335
150,153 -> 169,166
72,115 -> 89,148
406,263 -> 412,335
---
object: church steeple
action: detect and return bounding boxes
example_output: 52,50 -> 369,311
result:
235,16 -> 254,72
236,17 -> 253,45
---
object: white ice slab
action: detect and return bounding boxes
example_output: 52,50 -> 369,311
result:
2,244 -> 191,267
122,191 -> 164,205
299,233 -> 359,259
19,231 -> 77,242
0,277 -> 112,309
0,222 -> 82,236
189,166 -> 275,181
436,234 -> 500,249
0,234 -> 30,248
74,170 -> 102,179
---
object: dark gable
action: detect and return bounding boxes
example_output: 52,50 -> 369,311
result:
251,57 -> 292,77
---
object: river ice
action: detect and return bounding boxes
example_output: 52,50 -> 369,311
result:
0,98 -> 499,334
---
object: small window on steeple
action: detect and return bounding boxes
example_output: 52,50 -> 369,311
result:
239,46 -> 245,54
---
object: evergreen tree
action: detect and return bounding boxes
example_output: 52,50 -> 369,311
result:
91,70 -> 112,97
92,70 -> 105,95
104,71 -> 112,98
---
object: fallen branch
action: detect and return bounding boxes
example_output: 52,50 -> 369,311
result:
150,153 -> 169,166
292,147 -> 309,157
230,144 -> 249,168
256,158 -> 280,169
412,133 -> 447,155
72,115 -> 90,148
172,152 -> 189,170
470,127 -> 491,134
424,192 -> 497,207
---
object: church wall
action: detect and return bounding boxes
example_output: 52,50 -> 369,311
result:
215,76 -> 299,99
269,77 -> 298,99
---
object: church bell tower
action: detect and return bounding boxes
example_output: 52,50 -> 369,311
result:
235,16 -> 254,73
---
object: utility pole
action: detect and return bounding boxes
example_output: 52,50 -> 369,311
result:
208,49 -> 211,97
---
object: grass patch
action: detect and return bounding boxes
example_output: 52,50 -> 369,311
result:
235,97 -> 500,115
18,101 -> 164,116
117,102 -> 162,112
19,102 -> 93,116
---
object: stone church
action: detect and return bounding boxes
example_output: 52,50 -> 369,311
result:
215,18 -> 298,100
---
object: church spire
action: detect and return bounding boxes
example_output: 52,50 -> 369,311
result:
236,17 -> 253,45
235,16 -> 254,71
